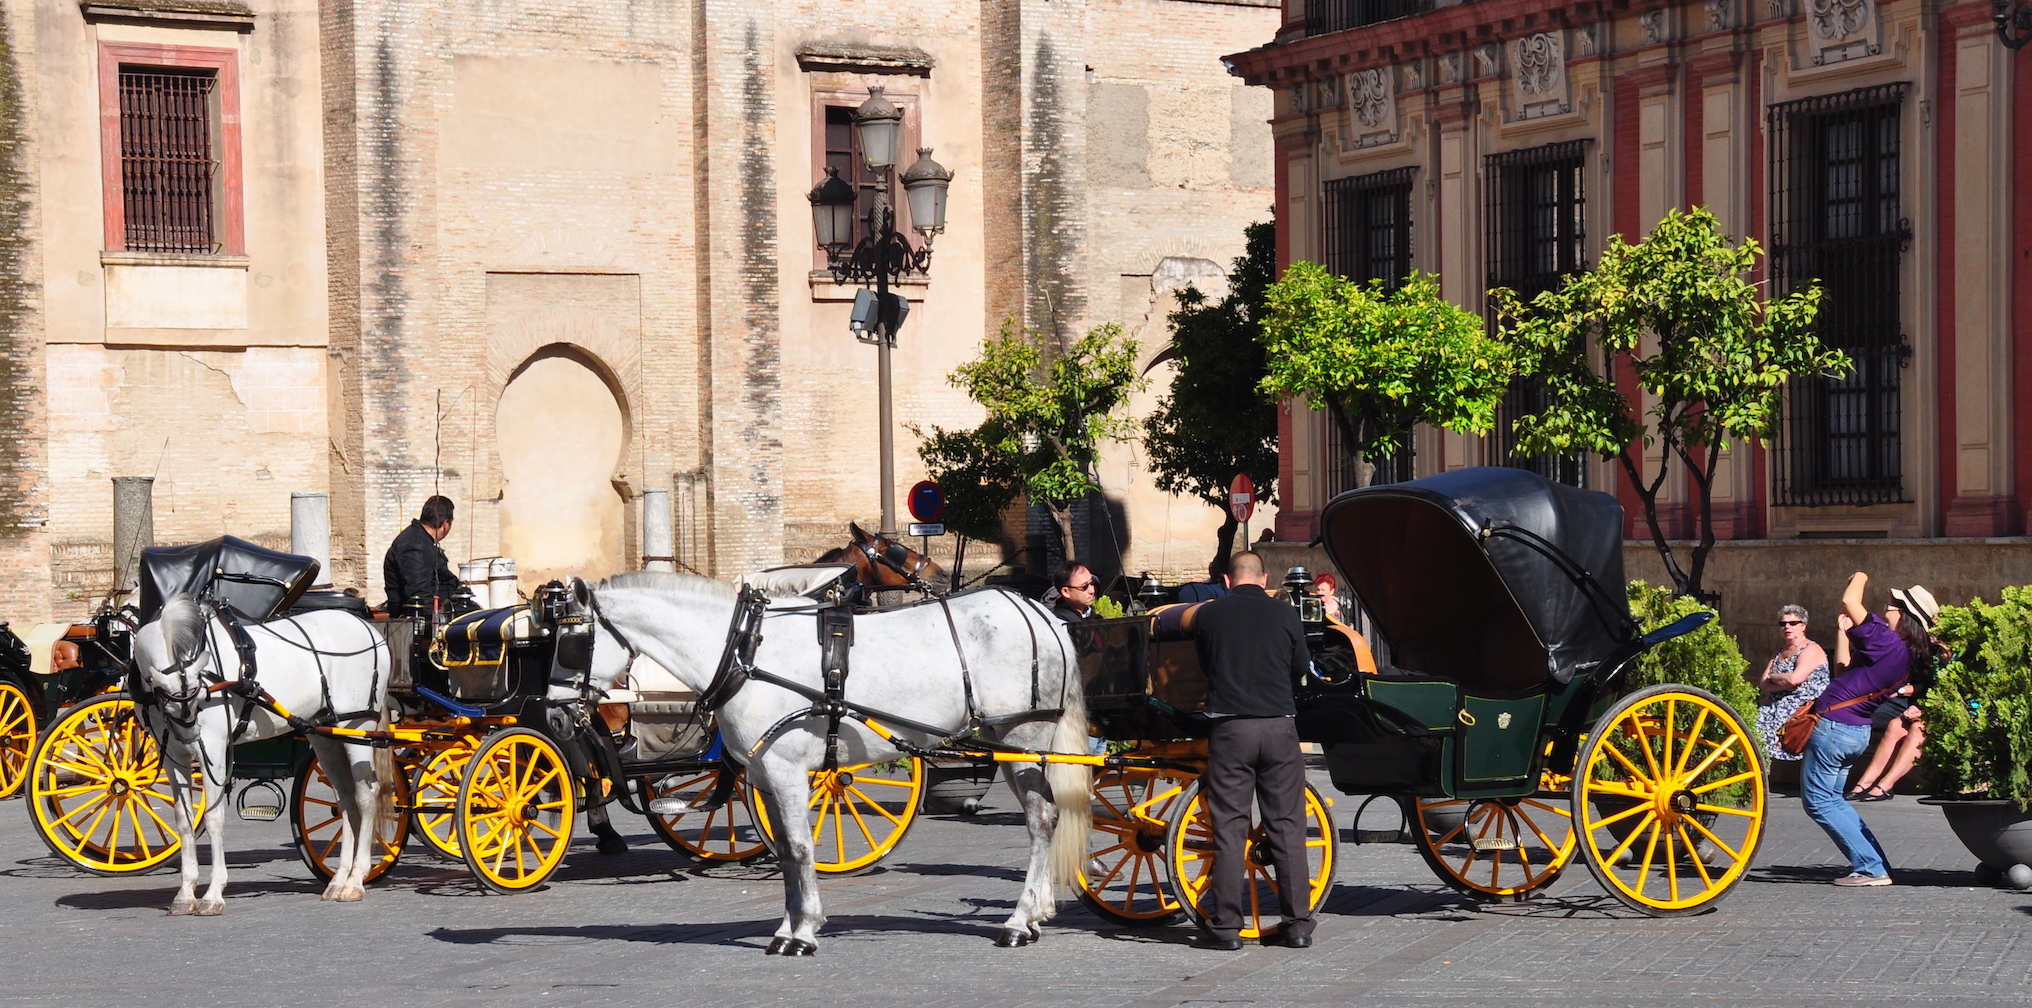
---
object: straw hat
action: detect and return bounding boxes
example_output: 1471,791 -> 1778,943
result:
1889,585 -> 1940,631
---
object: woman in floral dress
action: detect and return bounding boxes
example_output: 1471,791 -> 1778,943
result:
1748,604 -> 1831,761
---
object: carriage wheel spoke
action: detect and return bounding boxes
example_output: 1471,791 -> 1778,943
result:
1677,823 -> 1716,890
1672,709 -> 1710,778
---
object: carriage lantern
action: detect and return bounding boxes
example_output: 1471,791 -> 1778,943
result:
852,87 -> 904,170
806,167 -> 858,256
900,148 -> 952,237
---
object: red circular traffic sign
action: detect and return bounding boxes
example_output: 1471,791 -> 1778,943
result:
1229,474 -> 1255,524
908,481 -> 946,523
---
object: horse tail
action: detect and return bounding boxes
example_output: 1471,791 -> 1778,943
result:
1043,616 -> 1091,900
156,594 -> 206,664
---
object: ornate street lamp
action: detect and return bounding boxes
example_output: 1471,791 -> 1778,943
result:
1999,0 -> 2032,48
808,88 -> 953,537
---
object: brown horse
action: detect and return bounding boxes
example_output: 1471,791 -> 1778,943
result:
818,522 -> 951,597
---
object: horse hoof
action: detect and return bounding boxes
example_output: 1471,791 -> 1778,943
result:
597,835 -> 629,855
167,899 -> 195,916
765,937 -> 791,955
334,886 -> 364,903
994,928 -> 1032,948
194,900 -> 224,917
784,939 -> 816,957
320,885 -> 340,901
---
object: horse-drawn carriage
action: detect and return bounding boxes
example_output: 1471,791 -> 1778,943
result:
1066,466 -> 1764,924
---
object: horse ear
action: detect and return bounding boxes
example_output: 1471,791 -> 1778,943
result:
571,577 -> 592,608
850,522 -> 870,543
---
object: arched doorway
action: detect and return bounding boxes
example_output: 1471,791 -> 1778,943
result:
495,348 -> 628,588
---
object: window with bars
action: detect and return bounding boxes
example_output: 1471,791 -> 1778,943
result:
1304,0 -> 1431,36
118,67 -> 219,254
1320,168 -> 1416,488
1322,168 -> 1414,289
1486,141 -> 1590,487
824,105 -> 883,249
1768,84 -> 1910,506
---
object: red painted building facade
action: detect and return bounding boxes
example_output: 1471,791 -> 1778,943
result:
1227,0 -> 2032,546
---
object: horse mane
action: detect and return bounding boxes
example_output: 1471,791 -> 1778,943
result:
156,594 -> 207,661
599,569 -> 737,601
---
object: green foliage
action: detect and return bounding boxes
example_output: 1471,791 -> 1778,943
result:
1497,208 -> 1849,597
1623,580 -> 1756,730
1143,221 -> 1280,562
1258,265 -> 1509,484
911,423 -> 1023,544
1091,595 -> 1125,619
1922,587 -> 2032,808
946,318 -> 1144,560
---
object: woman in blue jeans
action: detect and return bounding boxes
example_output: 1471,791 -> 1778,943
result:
1803,572 -> 1938,886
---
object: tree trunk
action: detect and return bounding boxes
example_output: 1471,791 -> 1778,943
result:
1212,509 -> 1239,567
1048,501 -> 1077,565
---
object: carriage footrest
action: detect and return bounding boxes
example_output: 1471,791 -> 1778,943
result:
418,686 -> 485,718
1471,836 -> 1519,851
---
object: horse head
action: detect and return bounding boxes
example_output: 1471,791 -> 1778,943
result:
132,594 -> 218,705
846,522 -> 950,593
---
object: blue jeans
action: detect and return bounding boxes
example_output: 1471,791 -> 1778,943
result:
1801,719 -> 1889,877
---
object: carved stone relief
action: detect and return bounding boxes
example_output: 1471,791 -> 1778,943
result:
1440,51 -> 1463,84
1474,43 -> 1500,79
1705,0 -> 1730,30
1808,0 -> 1880,65
1403,60 -> 1423,91
1574,25 -> 1597,57
1512,33 -> 1570,120
1640,10 -> 1668,44
1766,0 -> 1789,19
1345,67 -> 1399,148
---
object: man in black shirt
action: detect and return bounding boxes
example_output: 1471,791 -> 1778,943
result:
1190,550 -> 1315,950
382,495 -> 468,616
1048,561 -> 1099,621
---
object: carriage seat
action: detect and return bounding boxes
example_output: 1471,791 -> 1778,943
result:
433,605 -> 537,668
741,563 -> 857,609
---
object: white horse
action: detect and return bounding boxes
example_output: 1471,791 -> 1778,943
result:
577,571 -> 1091,955
132,595 -> 392,914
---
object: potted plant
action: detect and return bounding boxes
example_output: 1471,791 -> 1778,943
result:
1917,587 -> 2032,887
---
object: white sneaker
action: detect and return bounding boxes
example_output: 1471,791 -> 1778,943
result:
1831,872 -> 1892,887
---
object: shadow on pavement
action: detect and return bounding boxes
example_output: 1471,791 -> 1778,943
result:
427,911 -> 1003,950
1752,864 -> 1982,888
57,878 -> 322,910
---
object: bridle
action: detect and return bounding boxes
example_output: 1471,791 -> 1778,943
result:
855,534 -> 939,592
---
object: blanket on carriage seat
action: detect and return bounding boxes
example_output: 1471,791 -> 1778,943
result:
434,605 -> 536,667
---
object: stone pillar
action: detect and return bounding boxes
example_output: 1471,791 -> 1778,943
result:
112,477 -> 154,594
641,487 -> 674,572
291,491 -> 332,584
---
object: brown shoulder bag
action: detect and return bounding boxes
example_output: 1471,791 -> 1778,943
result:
1777,683 -> 1902,757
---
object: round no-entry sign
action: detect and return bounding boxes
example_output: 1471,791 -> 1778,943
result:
908,481 -> 946,523
1229,473 -> 1255,524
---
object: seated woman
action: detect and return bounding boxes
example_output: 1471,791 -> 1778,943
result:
1748,604 -> 1830,765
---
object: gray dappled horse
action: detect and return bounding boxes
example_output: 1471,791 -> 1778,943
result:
576,571 -> 1090,954
132,596 -> 393,914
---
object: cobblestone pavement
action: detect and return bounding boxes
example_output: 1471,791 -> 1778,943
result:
3,770 -> 2029,1007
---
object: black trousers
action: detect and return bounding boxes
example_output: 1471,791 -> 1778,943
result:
1202,715 -> 1314,940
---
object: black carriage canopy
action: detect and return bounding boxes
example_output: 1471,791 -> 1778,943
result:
1317,467 -> 1635,691
137,535 -> 320,625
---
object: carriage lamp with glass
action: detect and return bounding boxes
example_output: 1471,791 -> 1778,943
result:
808,87 -> 954,537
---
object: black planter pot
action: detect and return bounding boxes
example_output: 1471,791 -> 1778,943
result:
1918,797 -> 2032,888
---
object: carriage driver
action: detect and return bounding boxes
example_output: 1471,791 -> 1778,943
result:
382,495 -> 474,617
1190,550 -> 1316,951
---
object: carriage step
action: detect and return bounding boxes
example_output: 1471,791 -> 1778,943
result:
1470,837 -> 1519,851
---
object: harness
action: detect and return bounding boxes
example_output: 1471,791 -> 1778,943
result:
588,585 -> 1067,774
856,536 -> 939,593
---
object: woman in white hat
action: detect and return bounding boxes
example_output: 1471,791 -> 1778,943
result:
1843,585 -> 1940,802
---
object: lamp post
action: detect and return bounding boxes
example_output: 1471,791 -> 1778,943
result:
807,87 -> 953,537
2000,1 -> 2032,48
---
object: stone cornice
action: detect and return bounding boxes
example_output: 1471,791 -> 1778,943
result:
795,41 -> 935,77
79,0 -> 254,32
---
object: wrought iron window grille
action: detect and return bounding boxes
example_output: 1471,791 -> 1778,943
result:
1768,83 -> 1912,507
1322,167 -> 1415,289
1486,140 -> 1591,488
118,67 -> 219,254
1304,0 -> 1432,36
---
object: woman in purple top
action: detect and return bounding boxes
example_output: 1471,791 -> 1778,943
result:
1802,571 -> 1935,886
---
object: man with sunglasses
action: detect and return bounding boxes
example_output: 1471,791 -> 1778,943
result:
1049,561 -> 1099,622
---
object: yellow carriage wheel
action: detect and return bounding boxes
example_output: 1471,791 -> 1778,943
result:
647,766 -> 767,862
1078,766 -> 1187,926
0,681 -> 36,799
456,728 -> 578,894
1411,787 -> 1575,903
1165,780 -> 1336,939
1572,685 -> 1765,916
408,738 -> 476,861
28,695 -> 196,874
751,757 -> 925,874
289,751 -> 408,883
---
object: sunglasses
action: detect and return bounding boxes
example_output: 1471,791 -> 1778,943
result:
1780,620 -> 1804,627
1067,581 -> 1096,592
